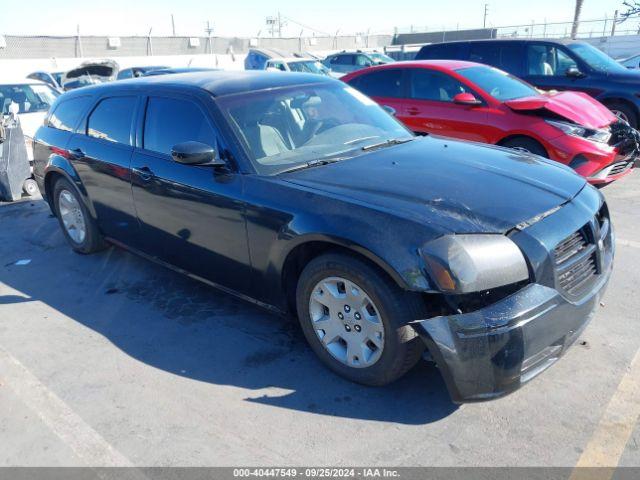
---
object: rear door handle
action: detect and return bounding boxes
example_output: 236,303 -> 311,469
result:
69,148 -> 85,159
407,107 -> 420,116
132,166 -> 154,181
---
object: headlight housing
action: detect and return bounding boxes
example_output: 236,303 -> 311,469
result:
546,119 -> 611,144
420,235 -> 529,294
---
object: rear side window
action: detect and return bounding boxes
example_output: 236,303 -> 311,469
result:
470,43 -> 524,76
143,97 -> 217,156
351,69 -> 403,98
48,96 -> 92,132
333,55 -> 354,65
87,96 -> 137,145
417,43 -> 463,60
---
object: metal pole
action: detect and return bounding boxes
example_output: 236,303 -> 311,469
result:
483,4 -> 489,29
611,10 -> 618,36
171,14 -> 176,36
602,15 -> 608,37
278,12 -> 282,38
76,24 -> 83,58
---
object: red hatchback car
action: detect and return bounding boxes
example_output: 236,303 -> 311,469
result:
343,60 -> 639,185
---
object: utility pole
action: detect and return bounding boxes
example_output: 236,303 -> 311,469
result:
205,21 -> 214,54
483,4 -> 489,28
171,14 -> 176,36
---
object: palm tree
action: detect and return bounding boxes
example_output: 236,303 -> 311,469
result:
571,0 -> 584,39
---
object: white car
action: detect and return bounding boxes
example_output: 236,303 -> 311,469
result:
620,54 -> 640,69
1,80 -> 61,163
264,58 -> 330,76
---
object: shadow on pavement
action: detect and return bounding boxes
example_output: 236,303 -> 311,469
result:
0,200 -> 458,425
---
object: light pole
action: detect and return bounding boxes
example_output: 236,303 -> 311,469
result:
483,4 -> 489,28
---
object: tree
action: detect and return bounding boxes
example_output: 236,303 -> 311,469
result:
571,0 -> 585,39
618,1 -> 640,23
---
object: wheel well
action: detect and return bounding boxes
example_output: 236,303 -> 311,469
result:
44,171 -> 63,212
281,241 -> 402,316
497,135 -> 547,156
601,98 -> 638,116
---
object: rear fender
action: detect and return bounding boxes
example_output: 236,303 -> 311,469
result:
44,155 -> 97,220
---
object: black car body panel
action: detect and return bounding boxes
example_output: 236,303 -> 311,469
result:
416,39 -> 640,126
33,71 -> 613,402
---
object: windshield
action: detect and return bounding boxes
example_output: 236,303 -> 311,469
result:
288,61 -> 329,75
567,42 -> 628,74
456,66 -> 539,101
369,53 -> 395,64
218,83 -> 412,174
0,83 -> 60,115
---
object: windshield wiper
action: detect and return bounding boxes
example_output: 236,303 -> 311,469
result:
277,158 -> 341,174
361,137 -> 414,152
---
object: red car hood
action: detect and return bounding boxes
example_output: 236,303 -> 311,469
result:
504,91 -> 616,130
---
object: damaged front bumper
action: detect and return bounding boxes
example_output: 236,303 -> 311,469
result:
411,265 -> 612,404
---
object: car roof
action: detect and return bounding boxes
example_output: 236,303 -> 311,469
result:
269,57 -> 314,63
61,70 -> 337,98
420,38 -> 585,46
343,60 -> 483,78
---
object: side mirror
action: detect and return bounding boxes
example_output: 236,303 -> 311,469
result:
566,66 -> 584,78
453,92 -> 481,106
382,105 -> 396,116
171,141 -> 224,166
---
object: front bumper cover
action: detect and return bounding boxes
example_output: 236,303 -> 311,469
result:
411,265 -> 611,403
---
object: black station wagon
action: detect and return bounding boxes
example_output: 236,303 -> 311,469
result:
33,72 -> 614,402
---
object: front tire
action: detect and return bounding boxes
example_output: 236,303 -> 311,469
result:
52,177 -> 105,254
296,253 -> 424,386
605,101 -> 637,128
500,137 -> 548,157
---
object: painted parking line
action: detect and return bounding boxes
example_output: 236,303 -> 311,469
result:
0,347 -> 139,469
617,238 -> 640,250
570,347 -> 640,479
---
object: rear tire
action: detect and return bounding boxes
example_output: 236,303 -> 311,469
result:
296,253 -> 424,386
605,101 -> 637,128
500,137 -> 548,157
52,177 -> 106,254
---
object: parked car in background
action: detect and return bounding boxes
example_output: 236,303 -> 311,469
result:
33,71 -> 613,402
265,57 -> 330,75
245,48 -> 292,70
0,80 -> 61,159
323,50 -> 395,77
117,66 -> 169,79
142,67 -> 218,76
619,54 -> 640,70
416,39 -> 640,128
61,60 -> 119,91
26,71 -> 64,91
344,61 -> 638,185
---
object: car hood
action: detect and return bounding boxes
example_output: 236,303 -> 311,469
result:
62,60 -> 119,88
281,137 -> 586,234
504,91 -> 616,129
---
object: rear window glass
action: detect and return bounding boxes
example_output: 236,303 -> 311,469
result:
48,96 -> 92,132
143,97 -> 217,156
87,96 -> 136,145
349,69 -> 403,98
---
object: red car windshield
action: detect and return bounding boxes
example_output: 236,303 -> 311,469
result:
456,66 -> 538,102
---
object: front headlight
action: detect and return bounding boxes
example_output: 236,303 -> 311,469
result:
420,235 -> 529,294
546,119 -> 611,144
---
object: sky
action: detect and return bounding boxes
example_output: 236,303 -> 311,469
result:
0,0 -> 629,38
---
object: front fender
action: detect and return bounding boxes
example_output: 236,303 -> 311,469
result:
43,155 -> 97,220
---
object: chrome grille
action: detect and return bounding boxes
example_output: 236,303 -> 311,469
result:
554,226 -> 598,298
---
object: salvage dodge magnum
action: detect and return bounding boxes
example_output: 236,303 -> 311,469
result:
33,72 -> 614,402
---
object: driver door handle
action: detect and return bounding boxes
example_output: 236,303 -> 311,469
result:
132,166 -> 154,182
407,107 -> 421,116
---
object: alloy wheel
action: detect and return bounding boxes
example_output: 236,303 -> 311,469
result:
58,189 -> 87,244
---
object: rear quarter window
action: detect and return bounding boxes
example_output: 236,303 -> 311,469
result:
48,96 -> 93,132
